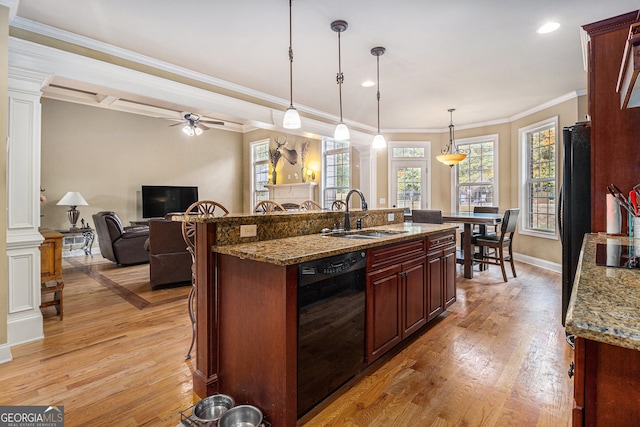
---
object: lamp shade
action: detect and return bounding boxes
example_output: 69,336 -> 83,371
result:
57,191 -> 88,207
334,122 -> 350,141
372,133 -> 386,149
283,106 -> 301,129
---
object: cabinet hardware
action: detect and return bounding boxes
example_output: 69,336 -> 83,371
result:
568,361 -> 574,378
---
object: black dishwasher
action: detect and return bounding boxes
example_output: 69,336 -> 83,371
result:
297,250 -> 367,417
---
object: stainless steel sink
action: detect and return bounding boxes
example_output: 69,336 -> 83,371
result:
328,230 -> 407,239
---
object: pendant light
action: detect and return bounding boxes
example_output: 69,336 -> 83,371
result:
331,20 -> 350,141
436,108 -> 467,167
283,0 -> 301,129
371,46 -> 386,149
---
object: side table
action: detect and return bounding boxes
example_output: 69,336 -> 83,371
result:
57,227 -> 95,256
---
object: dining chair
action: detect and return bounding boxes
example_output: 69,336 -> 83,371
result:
300,199 -> 322,210
181,200 -> 229,360
475,208 -> 520,282
254,200 -> 285,214
331,200 -> 346,211
411,209 -> 443,224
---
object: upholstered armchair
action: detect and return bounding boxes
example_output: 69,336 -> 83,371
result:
92,211 -> 150,265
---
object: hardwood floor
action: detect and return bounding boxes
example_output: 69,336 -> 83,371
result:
0,255 -> 573,426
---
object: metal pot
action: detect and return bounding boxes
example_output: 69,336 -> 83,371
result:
192,394 -> 235,423
218,405 -> 263,427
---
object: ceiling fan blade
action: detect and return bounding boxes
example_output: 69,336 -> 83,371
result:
195,123 -> 210,131
168,122 -> 184,127
200,120 -> 225,126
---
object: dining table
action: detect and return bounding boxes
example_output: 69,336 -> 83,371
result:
442,212 -> 503,279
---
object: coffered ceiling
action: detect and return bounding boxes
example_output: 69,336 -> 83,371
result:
12,0 -> 640,132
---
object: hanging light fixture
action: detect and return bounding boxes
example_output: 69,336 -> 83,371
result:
331,20 -> 350,141
282,0 -> 301,129
436,108 -> 467,167
371,46 -> 386,149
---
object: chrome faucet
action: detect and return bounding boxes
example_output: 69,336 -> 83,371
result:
344,189 -> 368,231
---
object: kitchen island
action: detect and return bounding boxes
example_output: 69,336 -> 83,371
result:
176,209 -> 458,426
565,233 -> 640,426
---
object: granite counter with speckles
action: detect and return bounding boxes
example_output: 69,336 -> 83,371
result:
565,233 -> 640,351
212,222 -> 457,265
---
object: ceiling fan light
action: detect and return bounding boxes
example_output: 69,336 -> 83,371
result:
194,126 -> 203,136
283,106 -> 301,129
182,125 -> 194,136
372,133 -> 386,149
334,122 -> 350,141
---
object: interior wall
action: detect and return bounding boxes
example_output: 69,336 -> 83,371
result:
40,99 -> 244,231
242,129 -> 322,212
509,95 -> 582,265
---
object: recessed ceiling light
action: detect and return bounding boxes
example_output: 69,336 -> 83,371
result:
537,22 -> 560,34
361,80 -> 375,87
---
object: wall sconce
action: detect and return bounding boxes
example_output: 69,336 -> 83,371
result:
306,168 -> 315,181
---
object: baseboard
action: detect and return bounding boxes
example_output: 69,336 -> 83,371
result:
8,313 -> 44,346
513,252 -> 561,273
0,344 -> 13,365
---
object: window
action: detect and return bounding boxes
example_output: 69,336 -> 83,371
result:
323,139 -> 350,207
251,140 -> 270,208
519,117 -> 558,239
454,135 -> 498,213
389,141 -> 430,211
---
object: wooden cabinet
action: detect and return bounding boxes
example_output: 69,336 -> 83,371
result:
39,228 -> 64,319
572,337 -> 640,426
366,239 -> 427,363
366,231 -> 456,363
40,228 -> 63,282
582,11 -> 640,232
427,231 -> 457,321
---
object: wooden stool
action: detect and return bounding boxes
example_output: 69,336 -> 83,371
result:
40,279 -> 64,320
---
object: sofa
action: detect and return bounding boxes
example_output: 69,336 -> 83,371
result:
147,218 -> 192,289
93,211 -> 150,265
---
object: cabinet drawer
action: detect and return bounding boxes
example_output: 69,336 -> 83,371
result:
367,238 -> 426,271
427,232 -> 456,252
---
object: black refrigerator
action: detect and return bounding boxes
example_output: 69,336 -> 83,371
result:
559,122 -> 591,326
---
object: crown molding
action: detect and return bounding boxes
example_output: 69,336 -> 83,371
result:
10,16 -> 374,132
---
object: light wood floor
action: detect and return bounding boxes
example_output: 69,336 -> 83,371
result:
0,255 -> 573,426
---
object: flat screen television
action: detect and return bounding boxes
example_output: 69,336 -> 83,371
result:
141,185 -> 198,218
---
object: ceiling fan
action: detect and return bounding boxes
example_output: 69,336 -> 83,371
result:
169,112 -> 224,136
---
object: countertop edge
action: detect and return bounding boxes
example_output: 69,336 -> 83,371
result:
212,223 -> 458,266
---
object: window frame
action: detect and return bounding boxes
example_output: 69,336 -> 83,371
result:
250,139 -> 270,209
451,134 -> 499,214
518,116 -> 559,240
388,141 -> 431,211
322,138 -> 351,208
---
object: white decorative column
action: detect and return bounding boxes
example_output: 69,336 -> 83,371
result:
5,67 -> 50,351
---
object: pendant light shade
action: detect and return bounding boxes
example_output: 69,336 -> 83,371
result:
371,46 -> 386,149
283,0 -> 301,129
436,108 -> 467,167
331,20 -> 350,141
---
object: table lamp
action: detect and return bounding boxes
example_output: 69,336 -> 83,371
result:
57,191 -> 88,230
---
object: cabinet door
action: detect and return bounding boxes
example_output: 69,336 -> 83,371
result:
427,252 -> 443,321
443,246 -> 457,308
366,264 -> 402,363
402,256 -> 427,337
